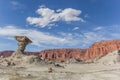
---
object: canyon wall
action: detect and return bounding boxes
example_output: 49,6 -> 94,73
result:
39,40 -> 120,61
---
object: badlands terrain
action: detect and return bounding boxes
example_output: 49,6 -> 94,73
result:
0,40 -> 120,80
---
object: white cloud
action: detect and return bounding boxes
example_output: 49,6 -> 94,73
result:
27,6 -> 83,28
93,26 -> 103,31
0,25 -> 119,49
61,25 -> 120,47
73,27 -> 79,31
82,32 -> 106,47
59,31 -> 106,48
0,26 -> 79,47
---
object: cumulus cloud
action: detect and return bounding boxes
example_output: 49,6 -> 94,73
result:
27,6 -> 83,28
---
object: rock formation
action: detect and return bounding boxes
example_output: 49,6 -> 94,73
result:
39,48 -> 86,61
12,36 -> 32,57
83,40 -> 120,60
95,50 -> 120,65
0,36 -> 40,66
39,40 -> 120,61
0,39 -> 120,62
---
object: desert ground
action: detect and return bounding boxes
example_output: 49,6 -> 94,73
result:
0,62 -> 120,80
0,50 -> 120,80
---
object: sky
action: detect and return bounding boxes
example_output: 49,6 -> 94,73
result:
0,0 -> 120,52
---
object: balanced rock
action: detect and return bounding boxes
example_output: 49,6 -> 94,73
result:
12,36 -> 32,57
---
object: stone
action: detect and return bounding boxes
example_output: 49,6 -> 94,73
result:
11,36 -> 32,59
39,48 -> 83,61
48,67 -> 53,73
54,63 -> 64,68
39,40 -> 120,61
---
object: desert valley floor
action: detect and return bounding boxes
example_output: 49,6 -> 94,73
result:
1,63 -> 120,80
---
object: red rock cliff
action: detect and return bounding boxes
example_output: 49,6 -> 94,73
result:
39,49 -> 86,61
39,40 -> 120,61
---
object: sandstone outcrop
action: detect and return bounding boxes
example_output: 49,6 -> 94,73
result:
39,49 -> 85,61
83,40 -> 120,60
39,40 -> 120,61
12,36 -> 32,57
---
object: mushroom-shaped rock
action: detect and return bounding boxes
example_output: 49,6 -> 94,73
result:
15,36 -> 32,52
12,36 -> 32,57
15,36 -> 32,44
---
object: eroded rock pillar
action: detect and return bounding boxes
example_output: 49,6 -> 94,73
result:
17,41 -> 27,53
12,36 -> 32,56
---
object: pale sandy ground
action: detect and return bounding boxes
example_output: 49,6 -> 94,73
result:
0,50 -> 120,80
0,63 -> 120,80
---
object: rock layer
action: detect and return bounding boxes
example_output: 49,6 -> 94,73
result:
39,49 -> 85,61
0,51 -> 39,57
39,40 -> 120,61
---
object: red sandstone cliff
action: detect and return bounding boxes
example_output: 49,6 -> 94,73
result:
39,40 -> 120,61
39,49 -> 86,61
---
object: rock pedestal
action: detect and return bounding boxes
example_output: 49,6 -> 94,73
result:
0,36 -> 42,66
12,36 -> 32,57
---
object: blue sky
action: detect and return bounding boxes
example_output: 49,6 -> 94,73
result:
0,0 -> 120,51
